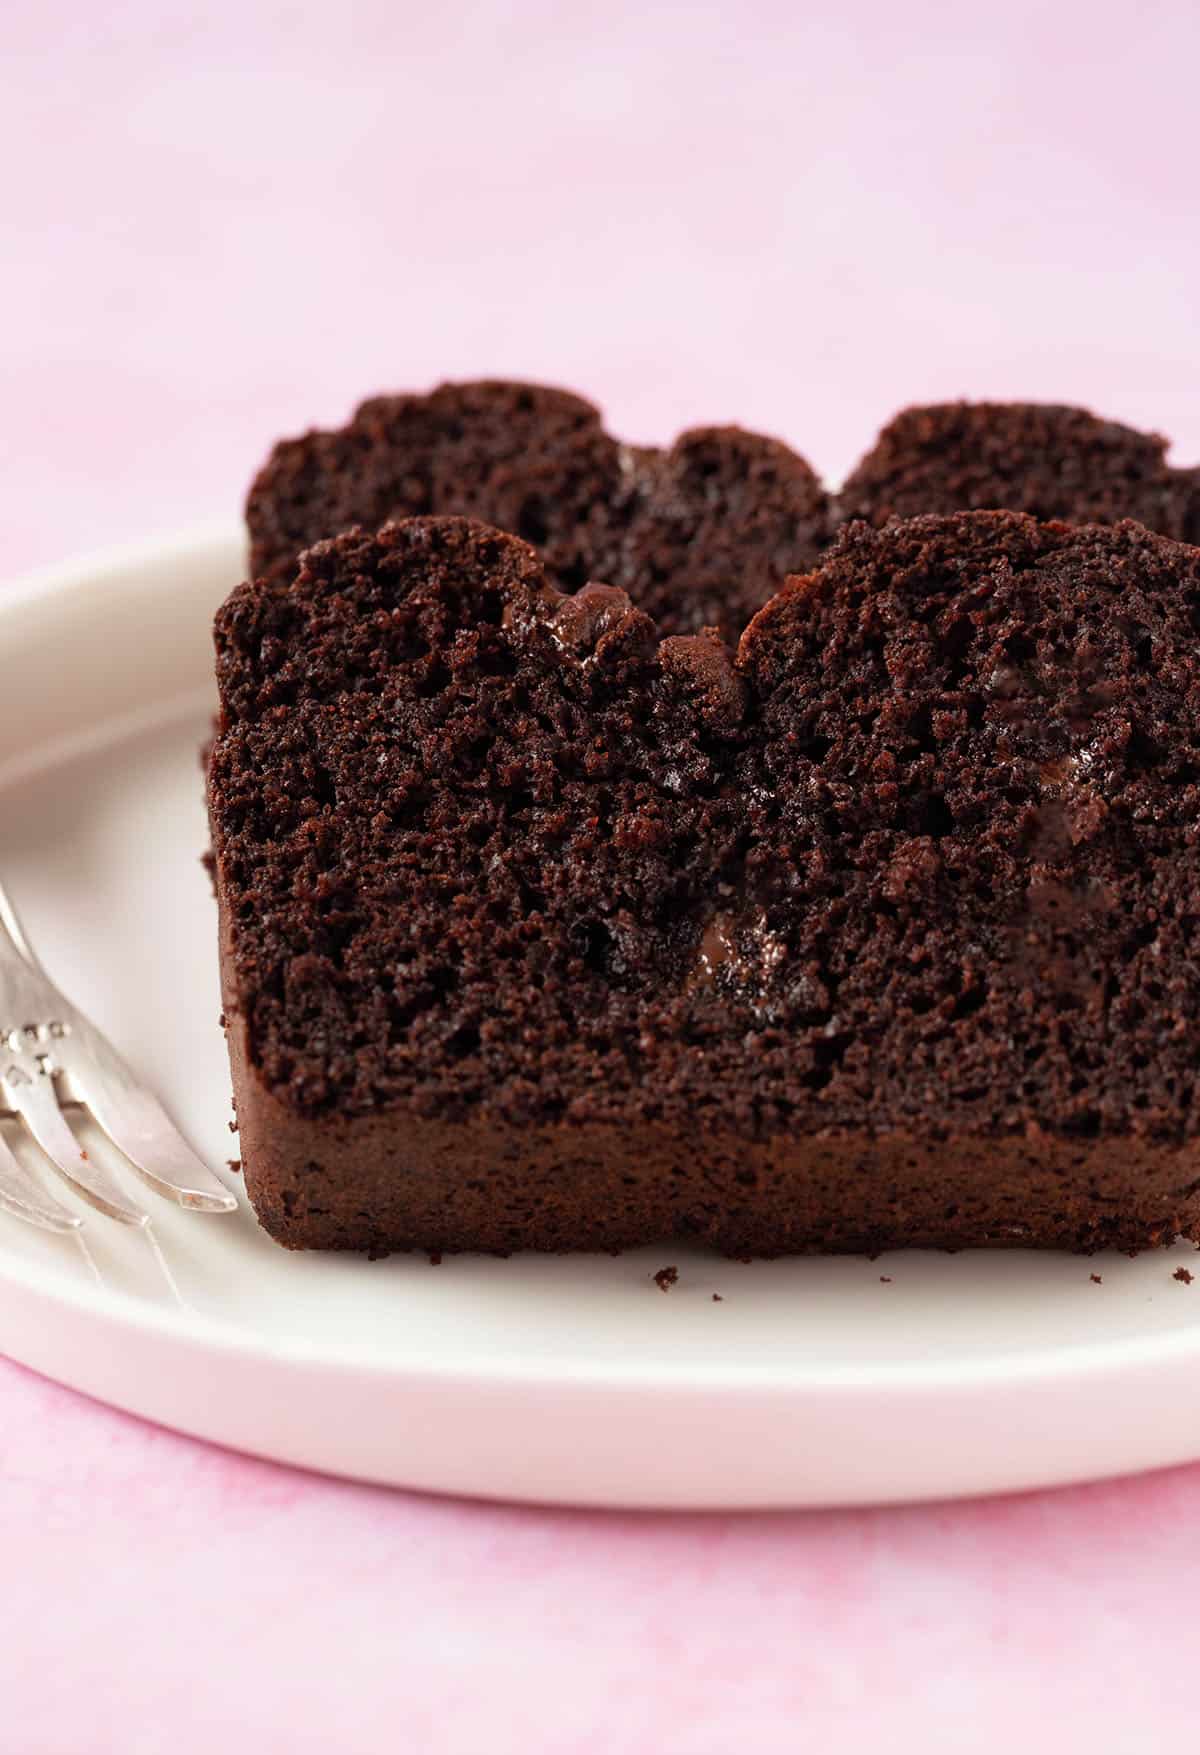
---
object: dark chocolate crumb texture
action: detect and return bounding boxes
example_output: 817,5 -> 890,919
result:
209,512 -> 1200,1256
247,380 -> 832,641
839,402 -> 1200,542
249,386 -> 1199,644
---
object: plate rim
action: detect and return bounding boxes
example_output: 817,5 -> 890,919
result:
5,1230 -> 1200,1391
4,525 -> 1200,1506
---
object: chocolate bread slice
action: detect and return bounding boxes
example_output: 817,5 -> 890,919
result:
840,402 -> 1200,541
246,380 -> 830,640
208,512 -> 1200,1256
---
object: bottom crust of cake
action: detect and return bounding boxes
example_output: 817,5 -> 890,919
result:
225,1023 -> 1200,1259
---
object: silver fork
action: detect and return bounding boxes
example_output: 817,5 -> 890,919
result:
0,877 -> 236,1232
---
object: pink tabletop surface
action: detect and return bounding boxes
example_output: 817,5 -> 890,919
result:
4,3 -> 1200,1747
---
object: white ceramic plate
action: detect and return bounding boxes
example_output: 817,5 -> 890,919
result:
2,530 -> 1200,1509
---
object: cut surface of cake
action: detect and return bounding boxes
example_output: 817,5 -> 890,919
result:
246,380 -> 831,642
839,402 -> 1200,541
208,511 -> 1200,1256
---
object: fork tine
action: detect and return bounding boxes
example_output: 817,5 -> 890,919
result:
80,1085 -> 237,1213
0,1129 -> 83,1234
4,1072 -> 150,1227
0,876 -> 235,1218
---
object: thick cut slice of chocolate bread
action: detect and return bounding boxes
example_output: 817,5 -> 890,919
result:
839,402 -> 1200,540
208,512 -> 1200,1255
245,380 -> 830,640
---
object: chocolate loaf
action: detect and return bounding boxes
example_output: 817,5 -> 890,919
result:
246,380 -> 831,641
208,511 -> 1200,1255
839,402 -> 1200,541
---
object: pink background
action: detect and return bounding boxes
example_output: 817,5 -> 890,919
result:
4,2 -> 1200,1746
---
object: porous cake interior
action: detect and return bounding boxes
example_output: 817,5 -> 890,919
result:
209,511 -> 1200,1250
839,402 -> 1200,542
213,511 -> 1200,1136
246,381 -> 831,640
